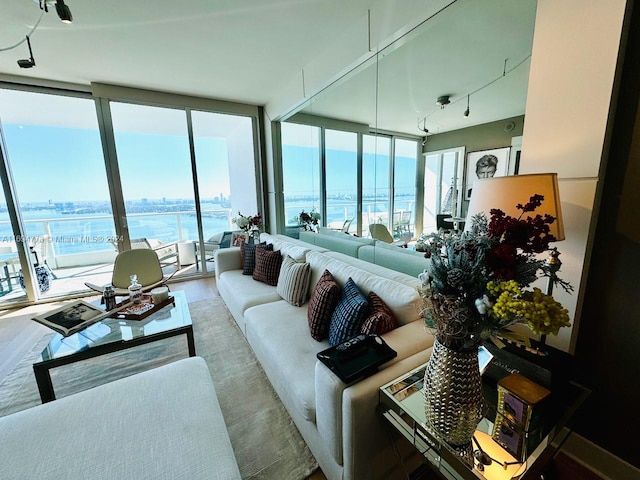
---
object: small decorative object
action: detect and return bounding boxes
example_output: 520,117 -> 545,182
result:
18,264 -> 53,293
128,274 -> 143,305
493,373 -> 550,459
151,286 -> 169,304
103,285 -> 117,311
295,208 -> 321,232
418,194 -> 572,450
250,225 -> 261,243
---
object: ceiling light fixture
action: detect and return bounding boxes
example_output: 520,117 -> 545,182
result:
55,0 -> 73,24
436,95 -> 451,109
464,94 -> 470,117
17,36 -> 36,68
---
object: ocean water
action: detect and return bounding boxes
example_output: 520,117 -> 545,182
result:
0,194 -> 415,260
0,207 -> 231,257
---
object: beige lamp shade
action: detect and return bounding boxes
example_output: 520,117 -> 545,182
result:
465,173 -> 565,241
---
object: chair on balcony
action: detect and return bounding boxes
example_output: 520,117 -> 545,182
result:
369,223 -> 405,247
341,218 -> 354,234
85,248 -> 168,296
130,238 -> 180,268
196,231 -> 236,263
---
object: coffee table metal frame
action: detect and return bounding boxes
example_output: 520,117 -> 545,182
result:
32,291 -> 195,403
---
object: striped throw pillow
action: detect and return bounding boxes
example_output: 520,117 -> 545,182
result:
277,256 -> 311,307
252,248 -> 283,286
307,270 -> 340,341
328,277 -> 370,346
360,291 -> 397,335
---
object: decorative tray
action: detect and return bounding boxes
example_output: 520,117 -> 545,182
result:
110,294 -> 175,321
317,334 -> 397,384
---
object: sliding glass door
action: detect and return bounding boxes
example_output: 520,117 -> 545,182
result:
362,135 -> 390,237
110,103 -> 194,273
0,84 -> 261,306
0,88 -> 116,302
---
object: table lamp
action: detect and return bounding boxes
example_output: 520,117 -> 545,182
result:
464,173 -> 565,344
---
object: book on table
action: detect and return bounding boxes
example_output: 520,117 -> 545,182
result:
32,299 -> 111,337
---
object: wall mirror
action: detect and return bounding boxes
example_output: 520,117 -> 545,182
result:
282,0 -> 537,249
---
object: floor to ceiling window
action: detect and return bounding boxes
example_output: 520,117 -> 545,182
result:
362,134 -> 390,237
0,84 -> 261,306
392,138 -> 419,237
281,123 -> 321,228
191,110 -> 257,268
325,129 -> 358,233
423,147 -> 464,232
0,88 -> 116,303
280,121 -> 420,239
111,103 -> 194,253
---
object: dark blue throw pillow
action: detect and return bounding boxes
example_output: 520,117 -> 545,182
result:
328,278 -> 370,346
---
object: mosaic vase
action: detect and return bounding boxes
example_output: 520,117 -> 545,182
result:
423,338 -> 484,448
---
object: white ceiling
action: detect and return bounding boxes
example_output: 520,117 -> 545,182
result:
0,0 -> 537,137
298,0 -> 538,136
0,0 -> 377,105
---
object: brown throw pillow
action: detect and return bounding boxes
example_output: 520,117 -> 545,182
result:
307,269 -> 341,341
242,242 -> 272,275
360,291 -> 397,335
252,248 -> 283,286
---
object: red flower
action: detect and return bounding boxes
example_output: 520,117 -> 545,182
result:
486,243 -> 518,280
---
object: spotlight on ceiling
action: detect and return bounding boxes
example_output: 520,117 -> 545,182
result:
436,95 -> 451,108
17,36 -> 36,69
464,94 -> 470,117
55,0 -> 73,24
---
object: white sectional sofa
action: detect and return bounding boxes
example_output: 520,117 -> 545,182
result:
215,233 -> 435,480
0,357 -> 241,480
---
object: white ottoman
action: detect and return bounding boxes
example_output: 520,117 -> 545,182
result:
0,357 -> 240,480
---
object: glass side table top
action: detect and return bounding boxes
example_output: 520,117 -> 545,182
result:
36,290 -> 191,363
379,362 -> 589,480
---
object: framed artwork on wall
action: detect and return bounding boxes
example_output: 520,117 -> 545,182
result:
464,146 -> 511,200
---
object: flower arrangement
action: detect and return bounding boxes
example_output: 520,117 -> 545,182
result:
232,211 -> 262,233
295,208 -> 321,231
418,194 -> 572,352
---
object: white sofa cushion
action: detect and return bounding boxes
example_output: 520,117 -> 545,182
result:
217,270 -> 281,334
245,300 -> 327,423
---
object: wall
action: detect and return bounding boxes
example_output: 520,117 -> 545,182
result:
519,0 -> 627,353
423,115 -> 524,155
572,0 -> 640,469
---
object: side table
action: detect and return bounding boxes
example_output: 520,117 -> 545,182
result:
379,363 -> 589,480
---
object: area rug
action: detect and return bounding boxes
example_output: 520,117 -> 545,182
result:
0,297 -> 318,480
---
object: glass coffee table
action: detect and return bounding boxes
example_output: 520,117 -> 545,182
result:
379,363 -> 589,480
33,290 -> 195,403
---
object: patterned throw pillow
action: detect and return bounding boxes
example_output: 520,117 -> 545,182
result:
360,291 -> 397,335
328,277 -> 370,346
252,248 -> 283,286
307,270 -> 341,341
242,242 -> 272,275
277,256 -> 311,306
